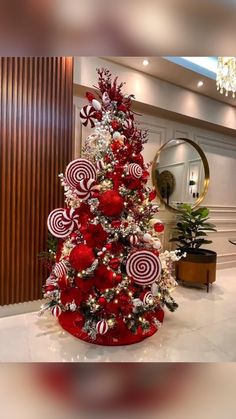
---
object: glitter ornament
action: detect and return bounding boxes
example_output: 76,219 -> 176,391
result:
99,190 -> 124,217
69,244 -> 95,271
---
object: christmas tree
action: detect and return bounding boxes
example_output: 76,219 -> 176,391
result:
41,69 -> 179,346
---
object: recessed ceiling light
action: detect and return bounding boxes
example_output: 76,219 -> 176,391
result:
143,59 -> 149,66
197,80 -> 204,87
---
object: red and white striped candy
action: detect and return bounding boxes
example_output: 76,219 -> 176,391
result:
62,208 -> 80,229
76,178 -> 99,200
52,306 -> 62,317
96,320 -> 108,335
46,275 -> 57,286
123,119 -> 133,130
80,105 -> 96,127
53,260 -> 68,278
65,158 -> 97,190
129,234 -> 139,246
126,249 -> 161,286
47,208 -> 74,238
142,291 -> 154,305
127,163 -> 143,179
96,159 -> 106,171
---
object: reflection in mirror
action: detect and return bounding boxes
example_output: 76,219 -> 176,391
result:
152,138 -> 209,211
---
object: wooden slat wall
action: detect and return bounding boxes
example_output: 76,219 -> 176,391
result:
0,57 -> 73,305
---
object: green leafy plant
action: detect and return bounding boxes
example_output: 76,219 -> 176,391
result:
38,233 -> 58,271
169,204 -> 217,249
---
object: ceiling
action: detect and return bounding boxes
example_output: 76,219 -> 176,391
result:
105,57 -> 236,108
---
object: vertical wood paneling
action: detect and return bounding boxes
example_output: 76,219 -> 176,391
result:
0,57 -> 73,305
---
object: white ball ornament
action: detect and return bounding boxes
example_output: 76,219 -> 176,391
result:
143,233 -> 152,243
92,99 -> 102,111
113,131 -> 121,139
152,238 -> 162,250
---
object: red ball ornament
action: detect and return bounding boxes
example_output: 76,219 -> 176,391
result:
111,220 -> 121,228
99,190 -> 124,217
69,244 -> 95,271
109,258 -> 120,270
105,243 -> 113,251
114,273 -> 122,283
98,297 -> 106,305
154,222 -> 165,233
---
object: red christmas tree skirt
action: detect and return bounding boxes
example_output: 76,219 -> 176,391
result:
59,309 -> 164,346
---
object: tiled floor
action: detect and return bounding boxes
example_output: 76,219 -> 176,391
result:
0,268 -> 236,362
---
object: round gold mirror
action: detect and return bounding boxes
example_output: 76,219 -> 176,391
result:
151,138 -> 210,212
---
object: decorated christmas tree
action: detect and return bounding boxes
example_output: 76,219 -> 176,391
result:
41,69 -> 180,346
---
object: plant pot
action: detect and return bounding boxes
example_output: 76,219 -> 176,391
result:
175,249 -> 217,292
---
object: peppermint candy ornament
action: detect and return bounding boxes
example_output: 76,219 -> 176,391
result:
52,306 -> 62,317
62,208 -> 80,229
142,291 -> 154,305
127,163 -> 143,179
76,178 -> 99,200
65,158 -> 97,190
53,260 -> 68,278
102,91 -> 110,106
96,320 -> 108,335
129,234 -> 139,246
80,105 -> 96,127
47,208 -> 74,238
96,159 -> 106,171
46,275 -> 57,286
123,118 -> 133,130
126,249 -> 161,285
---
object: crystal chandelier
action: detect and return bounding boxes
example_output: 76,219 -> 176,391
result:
216,57 -> 236,98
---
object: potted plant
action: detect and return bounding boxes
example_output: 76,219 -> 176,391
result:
170,204 -> 217,292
